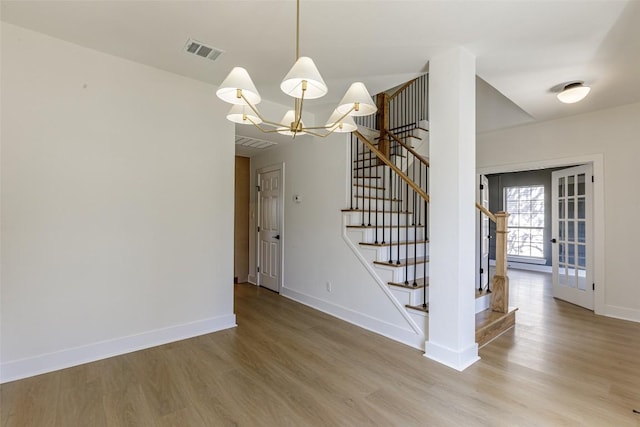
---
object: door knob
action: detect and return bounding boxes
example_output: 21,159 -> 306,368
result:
550,238 -> 557,243
274,234 -> 280,240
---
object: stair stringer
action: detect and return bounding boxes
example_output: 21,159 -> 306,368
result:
341,213 -> 426,350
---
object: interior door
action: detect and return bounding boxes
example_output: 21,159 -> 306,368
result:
551,164 -> 593,309
258,168 -> 282,292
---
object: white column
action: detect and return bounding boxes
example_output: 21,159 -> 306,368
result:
424,47 -> 478,371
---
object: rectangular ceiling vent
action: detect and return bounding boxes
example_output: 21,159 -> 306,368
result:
184,38 -> 224,61
235,136 -> 277,150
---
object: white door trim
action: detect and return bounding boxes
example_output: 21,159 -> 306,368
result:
477,153 -> 605,316
256,163 -> 285,292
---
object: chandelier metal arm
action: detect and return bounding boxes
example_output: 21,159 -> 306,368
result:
302,122 -> 349,138
245,116 -> 287,134
239,92 -> 288,128
240,85 -> 358,138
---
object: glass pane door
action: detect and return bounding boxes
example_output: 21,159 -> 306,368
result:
552,164 -> 593,310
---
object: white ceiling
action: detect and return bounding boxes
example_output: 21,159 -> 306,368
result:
3,0 -> 639,155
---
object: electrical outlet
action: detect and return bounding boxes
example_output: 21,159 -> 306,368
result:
326,281 -> 332,292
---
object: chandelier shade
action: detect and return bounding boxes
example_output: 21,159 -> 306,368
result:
280,56 -> 328,99
277,110 -> 306,136
215,0 -> 376,138
216,67 -> 262,105
326,109 -> 357,133
226,104 -> 263,125
336,82 -> 377,117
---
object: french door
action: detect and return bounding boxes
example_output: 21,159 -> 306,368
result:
551,164 -> 593,310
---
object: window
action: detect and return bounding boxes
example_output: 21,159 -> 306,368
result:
504,185 -> 545,258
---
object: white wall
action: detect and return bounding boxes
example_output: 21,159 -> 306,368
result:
249,109 -> 419,344
1,23 -> 236,382
477,102 -> 640,323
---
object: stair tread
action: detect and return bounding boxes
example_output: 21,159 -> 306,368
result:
346,224 -> 425,229
353,151 -> 407,163
354,183 -> 386,190
373,256 -> 429,268
405,303 -> 429,313
354,195 -> 401,201
353,165 -> 386,171
342,209 -> 413,214
344,208 -> 421,217
359,239 -> 428,247
389,277 -> 429,289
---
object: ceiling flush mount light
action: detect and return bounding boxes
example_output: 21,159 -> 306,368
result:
557,81 -> 591,104
216,0 -> 376,138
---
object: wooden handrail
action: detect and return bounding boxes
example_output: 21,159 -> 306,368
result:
386,130 -> 430,167
475,202 -> 497,223
389,78 -> 418,101
353,130 -> 430,203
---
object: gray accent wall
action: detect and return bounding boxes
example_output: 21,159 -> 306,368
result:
487,168 -> 566,266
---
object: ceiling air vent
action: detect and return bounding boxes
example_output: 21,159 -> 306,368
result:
235,136 -> 277,150
184,38 -> 224,61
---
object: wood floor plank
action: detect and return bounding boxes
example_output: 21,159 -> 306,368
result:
2,271 -> 640,426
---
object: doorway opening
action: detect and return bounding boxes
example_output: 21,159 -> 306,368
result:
479,154 -> 604,314
234,156 -> 251,284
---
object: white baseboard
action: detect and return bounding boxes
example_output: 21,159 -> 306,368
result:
0,314 -> 237,384
424,341 -> 479,371
490,259 -> 552,273
247,275 -> 257,285
489,261 -> 639,324
281,288 -> 425,350
601,304 -> 640,324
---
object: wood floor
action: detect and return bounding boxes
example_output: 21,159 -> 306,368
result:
2,271 -> 640,426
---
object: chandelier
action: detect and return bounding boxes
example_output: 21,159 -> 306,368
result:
216,0 -> 377,138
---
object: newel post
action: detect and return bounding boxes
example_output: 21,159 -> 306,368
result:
491,211 -> 510,313
376,93 -> 390,163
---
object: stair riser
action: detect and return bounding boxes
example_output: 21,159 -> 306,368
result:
391,264 -> 429,284
353,168 -> 386,178
388,286 -> 428,307
353,187 -> 386,198
346,211 -> 415,227
354,198 -> 403,211
372,243 -> 429,262
352,176 -> 383,186
374,262 -> 429,284
353,184 -> 423,199
353,157 -> 382,166
359,227 -> 425,243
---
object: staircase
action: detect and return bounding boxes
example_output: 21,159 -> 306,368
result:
341,74 -> 515,350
